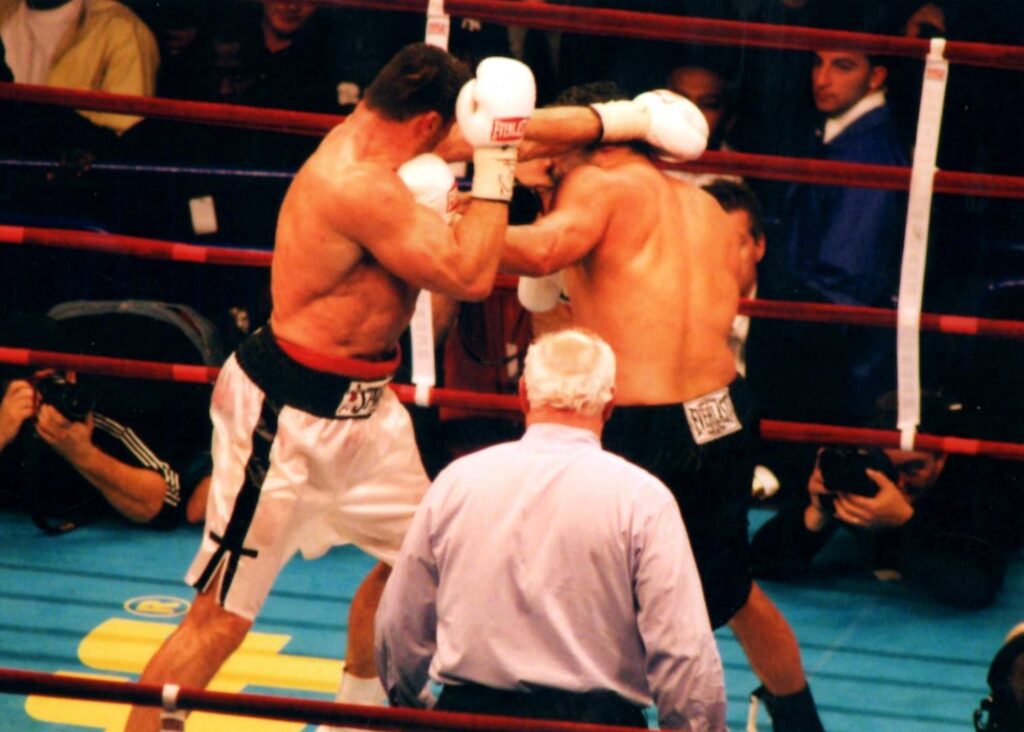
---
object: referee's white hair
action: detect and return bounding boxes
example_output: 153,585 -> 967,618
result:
523,328 -> 615,417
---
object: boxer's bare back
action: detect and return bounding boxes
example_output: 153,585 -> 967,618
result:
505,145 -> 740,404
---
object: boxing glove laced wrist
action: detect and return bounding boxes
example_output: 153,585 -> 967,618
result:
471,146 -> 517,202
591,100 -> 651,143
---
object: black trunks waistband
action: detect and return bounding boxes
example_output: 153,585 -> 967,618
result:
608,376 -> 755,446
235,325 -> 397,419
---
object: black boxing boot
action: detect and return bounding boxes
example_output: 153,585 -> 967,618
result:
750,685 -> 826,732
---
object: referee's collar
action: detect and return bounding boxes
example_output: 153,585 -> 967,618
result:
523,422 -> 601,446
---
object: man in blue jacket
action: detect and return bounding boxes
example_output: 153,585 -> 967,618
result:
771,47 -> 910,425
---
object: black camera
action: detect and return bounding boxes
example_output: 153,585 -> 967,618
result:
818,447 -> 898,497
34,373 -> 95,422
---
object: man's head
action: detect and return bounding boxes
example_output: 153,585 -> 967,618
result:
548,81 -> 633,180
880,448 -> 947,500
703,180 -> 766,298
553,80 -> 627,108
871,390 -> 957,500
363,43 -> 471,148
667,64 -> 734,149
811,50 -> 888,118
261,0 -> 318,42
521,328 -> 616,425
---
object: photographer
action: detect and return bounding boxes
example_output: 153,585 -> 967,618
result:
0,313 -> 210,531
751,391 -> 1021,609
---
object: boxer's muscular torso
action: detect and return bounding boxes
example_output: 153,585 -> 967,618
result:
270,122 -> 421,360
562,151 -> 739,404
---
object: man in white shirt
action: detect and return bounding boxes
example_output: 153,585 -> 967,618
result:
376,328 -> 726,731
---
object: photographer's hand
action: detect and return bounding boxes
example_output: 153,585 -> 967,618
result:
803,453 -> 833,533
35,404 -> 95,463
833,470 -> 914,530
0,380 -> 35,450
35,404 -> 169,524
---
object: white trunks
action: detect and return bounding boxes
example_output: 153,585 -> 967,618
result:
186,326 -> 429,620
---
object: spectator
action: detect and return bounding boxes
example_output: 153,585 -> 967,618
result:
158,1 -> 412,116
136,0 -> 340,195
0,374 -> 210,530
704,179 -> 819,503
123,2 -> 414,246
0,0 -> 158,247
159,0 -> 337,114
664,55 -> 744,188
377,328 -> 726,730
0,0 -> 158,135
703,179 -> 765,375
782,46 -> 907,307
766,44 -> 909,425
668,56 -> 738,156
0,312 -> 210,531
122,0 -> 206,71
751,391 -> 1021,609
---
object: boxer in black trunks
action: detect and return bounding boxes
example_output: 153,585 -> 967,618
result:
601,379 -> 759,629
502,82 -> 826,731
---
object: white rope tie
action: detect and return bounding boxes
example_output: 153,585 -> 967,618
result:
410,290 -> 436,407
159,684 -> 185,731
897,36 -> 949,450
425,0 -> 450,50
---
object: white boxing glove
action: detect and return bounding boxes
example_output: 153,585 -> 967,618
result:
398,153 -> 459,224
517,271 -> 565,313
592,89 -> 709,162
456,57 -> 536,202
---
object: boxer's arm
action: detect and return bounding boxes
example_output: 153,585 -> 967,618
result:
335,164 -> 506,301
501,166 -> 610,276
436,106 -> 603,163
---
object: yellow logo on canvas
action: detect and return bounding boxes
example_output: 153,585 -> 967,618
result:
124,595 -> 191,618
25,617 -> 342,731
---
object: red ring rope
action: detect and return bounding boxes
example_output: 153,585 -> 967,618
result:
2,347 -> 1022,461
738,300 -> 1024,341
316,0 -> 1024,71
759,421 -> 1024,461
0,82 -> 341,136
669,152 -> 1024,201
5,83 -> 1024,200
0,225 -> 272,267
0,7 -> 1019,458
0,347 -> 220,384
4,225 -> 1023,341
0,666 -> 643,732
